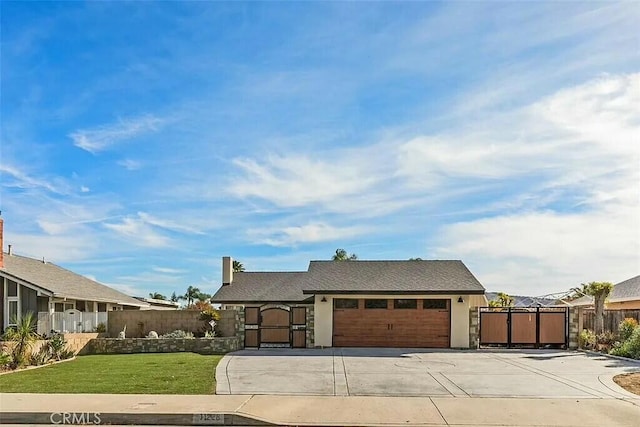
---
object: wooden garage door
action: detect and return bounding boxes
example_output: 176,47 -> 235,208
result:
333,299 -> 450,348
333,299 -> 451,348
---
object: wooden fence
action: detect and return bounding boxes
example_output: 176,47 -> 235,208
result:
582,309 -> 640,333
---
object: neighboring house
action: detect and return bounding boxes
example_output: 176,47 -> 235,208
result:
0,219 -> 148,333
134,297 -> 180,310
566,275 -> 640,310
212,256 -> 487,349
485,292 -> 557,307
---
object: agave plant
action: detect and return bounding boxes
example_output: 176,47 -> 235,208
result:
3,312 -> 38,368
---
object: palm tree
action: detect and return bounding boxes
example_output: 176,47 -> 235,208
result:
332,248 -> 358,261
196,291 -> 212,303
148,292 -> 166,300
4,312 -> 38,368
169,291 -> 182,303
233,260 -> 245,272
183,286 -> 201,307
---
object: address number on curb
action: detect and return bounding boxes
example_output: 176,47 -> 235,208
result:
193,413 -> 225,425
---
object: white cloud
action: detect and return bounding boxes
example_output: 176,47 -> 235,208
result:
103,217 -> 170,248
137,212 -> 204,234
117,159 -> 142,170
0,164 -> 67,194
70,114 -> 163,154
152,266 -> 186,274
431,73 -> 640,294
248,222 -> 366,247
80,186 -> 90,193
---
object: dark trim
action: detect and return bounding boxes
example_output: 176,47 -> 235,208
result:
212,299 -> 314,304
0,272 -> 54,296
303,289 -> 485,295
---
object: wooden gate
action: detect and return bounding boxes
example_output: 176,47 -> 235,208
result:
243,306 -> 307,348
479,307 -> 568,348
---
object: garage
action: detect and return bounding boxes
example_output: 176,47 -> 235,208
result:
332,298 -> 450,347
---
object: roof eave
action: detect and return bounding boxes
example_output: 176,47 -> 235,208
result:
302,289 -> 486,295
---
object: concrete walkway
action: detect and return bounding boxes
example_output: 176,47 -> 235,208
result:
216,348 -> 640,398
2,392 -> 640,426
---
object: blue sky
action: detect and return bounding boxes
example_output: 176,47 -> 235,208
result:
1,1 -> 638,299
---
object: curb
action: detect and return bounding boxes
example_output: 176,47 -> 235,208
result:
1,412 -> 277,426
580,349 -> 640,365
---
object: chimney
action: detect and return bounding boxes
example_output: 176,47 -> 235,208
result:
0,218 -> 3,268
7,245 -> 12,255
222,256 -> 233,285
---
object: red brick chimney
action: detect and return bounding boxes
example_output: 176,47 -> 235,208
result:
0,218 -> 4,269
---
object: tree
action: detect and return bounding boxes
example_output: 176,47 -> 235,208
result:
148,292 -> 166,300
332,248 -> 358,261
183,286 -> 201,307
233,260 -> 245,272
409,257 -> 423,261
584,281 -> 613,334
3,312 -> 38,368
489,292 -> 514,308
169,292 -> 182,303
196,291 -> 211,303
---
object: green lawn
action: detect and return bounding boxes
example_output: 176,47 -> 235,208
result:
0,353 -> 222,394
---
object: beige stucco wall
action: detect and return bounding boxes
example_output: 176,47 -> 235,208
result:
314,294 -> 483,348
605,300 -> 640,310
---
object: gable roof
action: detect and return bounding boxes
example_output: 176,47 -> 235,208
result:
1,253 -> 148,307
212,259 -> 485,303
611,275 -> 640,300
213,272 -> 311,303
561,275 -> 640,307
304,260 -> 485,294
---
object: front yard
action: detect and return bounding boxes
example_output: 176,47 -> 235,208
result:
0,353 -> 221,394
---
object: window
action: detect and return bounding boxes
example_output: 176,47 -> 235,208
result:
334,299 -> 358,309
8,300 -> 18,324
394,299 -> 417,309
7,280 -> 18,297
365,299 -> 388,309
423,299 -> 448,309
54,303 -> 64,313
97,303 -> 107,312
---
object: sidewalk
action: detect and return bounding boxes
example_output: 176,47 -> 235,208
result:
1,393 -> 640,426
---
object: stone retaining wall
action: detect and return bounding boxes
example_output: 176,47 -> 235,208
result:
88,337 -> 240,355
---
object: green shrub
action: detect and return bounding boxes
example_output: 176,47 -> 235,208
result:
159,330 -> 194,339
95,323 -> 107,333
610,326 -> 640,359
618,318 -> 638,342
0,352 -> 12,369
579,329 -> 596,349
47,333 -> 72,361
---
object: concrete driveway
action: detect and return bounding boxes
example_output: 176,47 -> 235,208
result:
216,348 -> 640,398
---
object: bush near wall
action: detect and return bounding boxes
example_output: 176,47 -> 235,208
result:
107,310 -> 238,338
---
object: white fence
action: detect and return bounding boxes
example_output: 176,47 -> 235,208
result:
37,311 -> 108,335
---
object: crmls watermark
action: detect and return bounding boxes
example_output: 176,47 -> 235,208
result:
50,412 -> 102,425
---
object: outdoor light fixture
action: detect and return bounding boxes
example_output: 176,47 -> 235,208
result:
321,296 -> 327,302
457,297 -> 464,303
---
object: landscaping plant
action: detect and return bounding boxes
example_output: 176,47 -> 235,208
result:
159,330 -> 194,339
3,312 -> 38,368
619,318 -> 638,342
0,352 -> 12,370
611,326 -> 640,359
579,329 -> 596,350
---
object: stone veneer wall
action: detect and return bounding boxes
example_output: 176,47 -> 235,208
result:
88,337 -> 240,355
468,307 -> 479,349
306,305 -> 315,348
568,308 -> 579,350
